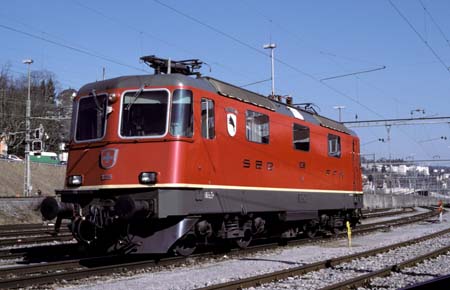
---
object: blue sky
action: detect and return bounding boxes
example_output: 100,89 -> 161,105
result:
1,0 -> 450,162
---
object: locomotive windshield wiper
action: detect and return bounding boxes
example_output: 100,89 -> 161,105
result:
125,85 -> 145,111
90,89 -> 104,113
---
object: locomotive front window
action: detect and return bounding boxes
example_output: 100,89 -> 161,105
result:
75,94 -> 107,141
120,90 -> 169,137
170,89 -> 193,137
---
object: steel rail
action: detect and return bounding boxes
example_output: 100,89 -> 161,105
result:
355,210 -> 438,232
0,233 -> 74,247
0,250 -> 24,260
195,217 -> 447,290
0,257 -> 163,289
0,243 -> 78,262
0,223 -> 52,231
0,228 -> 70,238
362,207 -> 414,219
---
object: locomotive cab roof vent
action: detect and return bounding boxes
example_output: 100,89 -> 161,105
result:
140,55 -> 203,77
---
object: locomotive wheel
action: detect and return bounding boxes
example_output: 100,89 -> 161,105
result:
173,233 -> 197,256
302,219 -> 320,239
236,229 -> 252,249
305,228 -> 317,239
304,223 -> 318,239
330,227 -> 341,235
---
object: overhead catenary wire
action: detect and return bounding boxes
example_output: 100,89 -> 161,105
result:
237,1 -> 405,121
320,66 -> 387,81
2,67 -> 77,89
70,0 -> 260,81
239,0 -> 384,67
152,0 -> 388,120
240,78 -> 271,88
0,23 -> 148,73
418,0 -> 450,52
388,0 -> 450,76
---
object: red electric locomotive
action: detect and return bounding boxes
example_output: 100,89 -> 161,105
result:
41,56 -> 363,255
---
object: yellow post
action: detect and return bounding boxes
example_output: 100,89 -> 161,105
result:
346,221 -> 352,248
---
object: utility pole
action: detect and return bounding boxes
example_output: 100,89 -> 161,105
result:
23,59 -> 33,197
263,43 -> 276,97
333,106 -> 345,122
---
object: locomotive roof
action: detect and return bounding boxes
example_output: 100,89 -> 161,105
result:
77,73 -> 217,96
202,77 -> 355,136
77,74 -> 355,136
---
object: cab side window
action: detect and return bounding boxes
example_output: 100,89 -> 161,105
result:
328,134 -> 341,158
201,98 -> 215,139
293,124 -> 310,151
246,110 -> 269,144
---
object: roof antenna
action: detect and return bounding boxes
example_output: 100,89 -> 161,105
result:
263,42 -> 276,97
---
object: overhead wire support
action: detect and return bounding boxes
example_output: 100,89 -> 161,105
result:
343,116 -> 450,128
320,66 -> 386,81
240,78 -> 271,88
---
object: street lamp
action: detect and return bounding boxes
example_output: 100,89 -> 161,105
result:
23,58 -> 33,196
263,43 -> 276,97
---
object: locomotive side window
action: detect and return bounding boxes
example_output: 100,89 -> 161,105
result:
75,94 -> 107,141
201,98 -> 215,139
246,110 -> 269,144
120,90 -> 169,137
170,90 -> 193,137
293,124 -> 310,151
328,134 -> 341,158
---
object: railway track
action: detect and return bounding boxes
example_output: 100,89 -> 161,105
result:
0,243 -> 79,262
0,233 -> 74,248
0,207 -> 440,289
0,222 -> 72,250
317,245 -> 450,290
0,224 -> 69,238
352,208 -> 437,234
196,226 -> 450,290
0,222 -> 70,238
362,207 -> 414,219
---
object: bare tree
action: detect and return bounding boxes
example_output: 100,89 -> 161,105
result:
0,66 -> 74,156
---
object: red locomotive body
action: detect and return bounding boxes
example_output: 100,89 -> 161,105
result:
41,56 -> 363,255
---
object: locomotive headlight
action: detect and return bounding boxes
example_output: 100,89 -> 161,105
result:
108,93 -> 117,103
139,172 -> 157,184
67,175 -> 83,186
